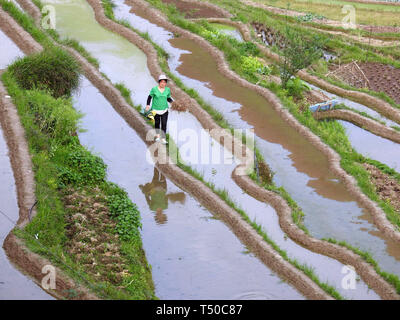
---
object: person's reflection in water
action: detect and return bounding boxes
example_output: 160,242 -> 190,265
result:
139,167 -> 185,224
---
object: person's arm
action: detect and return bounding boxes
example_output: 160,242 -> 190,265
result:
146,95 -> 152,110
146,88 -> 154,111
167,87 -> 173,104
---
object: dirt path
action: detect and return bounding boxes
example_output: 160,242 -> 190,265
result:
313,109 -> 400,144
87,0 -> 400,299
11,0 -> 400,299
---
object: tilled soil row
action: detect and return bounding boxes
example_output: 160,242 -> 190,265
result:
9,0 -> 332,300
250,13 -> 400,48
0,9 -> 98,300
363,163 -> 400,213
313,109 -> 400,144
240,0 -> 400,34
346,62 -> 400,105
128,0 -> 400,243
94,0 -> 400,299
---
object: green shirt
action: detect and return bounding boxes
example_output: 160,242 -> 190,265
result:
149,86 -> 171,111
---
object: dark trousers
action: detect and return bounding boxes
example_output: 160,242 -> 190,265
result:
154,111 -> 168,136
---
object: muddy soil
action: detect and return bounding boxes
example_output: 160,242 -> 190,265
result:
160,0 -> 228,18
360,62 -> 400,104
363,163 -> 400,213
12,0 -> 400,299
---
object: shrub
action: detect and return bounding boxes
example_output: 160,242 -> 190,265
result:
280,27 -> 325,87
286,77 -> 311,99
9,47 -> 80,98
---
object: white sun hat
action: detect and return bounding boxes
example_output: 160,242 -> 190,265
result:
158,74 -> 168,82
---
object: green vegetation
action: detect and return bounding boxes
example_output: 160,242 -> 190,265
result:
3,68 -> 155,299
0,2 -> 155,298
279,26 -> 324,87
285,77 -> 311,99
8,47 -> 80,98
209,0 -> 400,108
146,0 -> 400,231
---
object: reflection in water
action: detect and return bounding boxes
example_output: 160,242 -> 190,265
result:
139,167 -> 185,224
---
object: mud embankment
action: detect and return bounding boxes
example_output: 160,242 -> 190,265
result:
14,0 -> 400,299
128,0 -> 400,245
11,0 -> 332,299
85,0 -> 400,299
314,109 -> 400,144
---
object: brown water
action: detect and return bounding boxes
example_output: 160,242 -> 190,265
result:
170,36 -> 353,202
118,0 -> 400,281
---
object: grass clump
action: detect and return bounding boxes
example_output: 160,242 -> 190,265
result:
8,47 -> 81,98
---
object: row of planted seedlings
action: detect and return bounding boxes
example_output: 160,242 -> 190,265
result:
0,34 -> 156,298
119,0 -> 400,293
6,0 -> 369,299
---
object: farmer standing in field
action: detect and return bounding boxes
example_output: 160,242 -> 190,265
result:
145,75 -> 173,145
